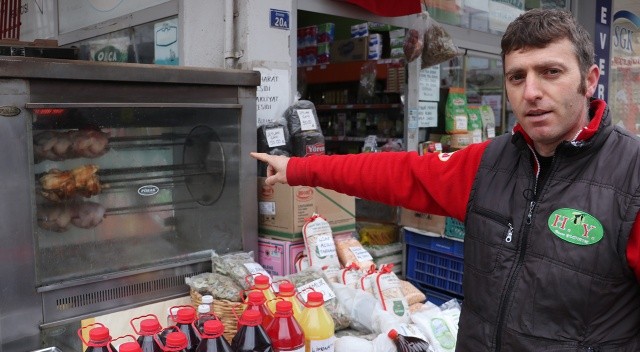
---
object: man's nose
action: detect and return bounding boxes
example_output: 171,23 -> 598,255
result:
522,76 -> 543,101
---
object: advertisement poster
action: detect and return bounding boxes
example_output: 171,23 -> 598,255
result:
610,0 -> 640,135
154,19 -> 179,66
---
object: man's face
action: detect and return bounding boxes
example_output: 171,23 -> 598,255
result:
504,38 -> 599,156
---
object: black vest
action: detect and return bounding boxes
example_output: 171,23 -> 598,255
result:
457,106 -> 640,351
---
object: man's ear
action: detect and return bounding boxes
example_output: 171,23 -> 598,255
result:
585,64 -> 600,97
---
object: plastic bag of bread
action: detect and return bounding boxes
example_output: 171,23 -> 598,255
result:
302,214 -> 341,270
334,232 -> 375,269
371,264 -> 410,322
399,280 -> 427,305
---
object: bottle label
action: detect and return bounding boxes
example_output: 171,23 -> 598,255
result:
309,336 -> 336,352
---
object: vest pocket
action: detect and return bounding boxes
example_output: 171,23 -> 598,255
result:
465,207 -> 514,274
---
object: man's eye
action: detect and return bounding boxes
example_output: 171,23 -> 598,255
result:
508,74 -> 524,83
545,68 -> 561,76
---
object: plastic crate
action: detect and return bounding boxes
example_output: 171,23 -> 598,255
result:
404,229 -> 464,296
445,217 -> 465,240
408,279 -> 463,306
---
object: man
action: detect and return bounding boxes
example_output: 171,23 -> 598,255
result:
252,8 -> 640,351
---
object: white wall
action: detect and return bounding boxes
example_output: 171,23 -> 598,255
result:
179,0 -> 225,68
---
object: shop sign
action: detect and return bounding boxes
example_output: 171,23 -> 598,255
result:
595,0 -> 612,100
270,9 -> 289,30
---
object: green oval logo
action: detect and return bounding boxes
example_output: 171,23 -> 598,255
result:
547,208 -> 604,245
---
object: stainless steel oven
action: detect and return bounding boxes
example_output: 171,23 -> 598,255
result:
0,57 -> 259,351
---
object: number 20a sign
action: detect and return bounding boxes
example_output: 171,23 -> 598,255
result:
270,9 -> 289,30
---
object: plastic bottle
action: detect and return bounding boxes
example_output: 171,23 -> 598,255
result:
243,291 -> 274,329
251,274 -> 277,312
167,307 -> 181,327
195,319 -> 233,352
231,309 -> 274,352
275,281 -> 304,323
298,292 -> 335,352
265,301 -> 305,352
155,331 -> 189,352
114,335 -> 143,352
77,323 -> 117,352
196,304 -> 216,333
172,306 -> 201,352
130,315 -> 163,352
120,341 -> 144,352
387,329 -> 432,352
201,295 -> 214,317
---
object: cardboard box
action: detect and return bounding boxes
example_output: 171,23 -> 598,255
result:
399,208 -> 446,235
258,177 -> 356,240
330,37 -> 368,63
258,237 -> 305,277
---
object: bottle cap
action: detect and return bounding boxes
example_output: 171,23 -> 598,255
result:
239,309 -> 262,327
203,319 -> 225,336
274,301 -> 293,317
201,295 -> 214,304
387,329 -> 398,339
165,332 -> 188,349
118,342 -> 143,352
140,319 -> 161,335
307,292 -> 324,304
89,327 -> 110,342
278,281 -> 295,295
247,291 -> 266,304
254,274 -> 270,286
176,307 -> 196,323
198,304 -> 211,314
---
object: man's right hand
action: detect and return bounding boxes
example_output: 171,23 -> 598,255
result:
250,152 -> 290,185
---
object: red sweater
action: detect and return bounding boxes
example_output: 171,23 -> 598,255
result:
286,107 -> 640,281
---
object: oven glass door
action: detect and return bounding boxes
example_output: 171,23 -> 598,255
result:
31,106 -> 241,285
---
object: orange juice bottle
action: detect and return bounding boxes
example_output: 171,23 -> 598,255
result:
276,281 -> 304,323
252,274 -> 277,312
298,292 -> 335,352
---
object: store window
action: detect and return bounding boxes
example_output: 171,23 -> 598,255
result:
425,0 -> 569,35
609,1 -> 640,136
435,52 -> 505,136
67,17 -> 178,65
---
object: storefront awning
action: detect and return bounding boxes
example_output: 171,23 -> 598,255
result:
335,0 -> 422,17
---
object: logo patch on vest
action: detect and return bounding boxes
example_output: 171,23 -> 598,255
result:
547,208 -> 603,245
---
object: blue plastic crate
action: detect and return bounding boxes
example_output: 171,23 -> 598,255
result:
408,279 -> 463,306
404,229 -> 464,258
404,229 -> 464,296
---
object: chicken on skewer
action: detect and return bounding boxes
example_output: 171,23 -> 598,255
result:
39,164 -> 102,202
33,129 -> 110,163
37,200 -> 106,232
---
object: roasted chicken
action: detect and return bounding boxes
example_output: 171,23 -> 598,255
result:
39,164 -> 102,202
34,129 -> 109,162
37,200 -> 106,232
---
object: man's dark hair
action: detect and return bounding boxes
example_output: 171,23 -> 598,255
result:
501,8 -> 595,94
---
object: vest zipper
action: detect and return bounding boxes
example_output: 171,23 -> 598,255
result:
494,148 -> 541,351
474,207 -> 513,243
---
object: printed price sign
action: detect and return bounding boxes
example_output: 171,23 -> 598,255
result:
296,109 -> 317,130
350,247 -> 373,261
297,278 -> 336,302
270,9 -> 290,30
265,127 -> 286,147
